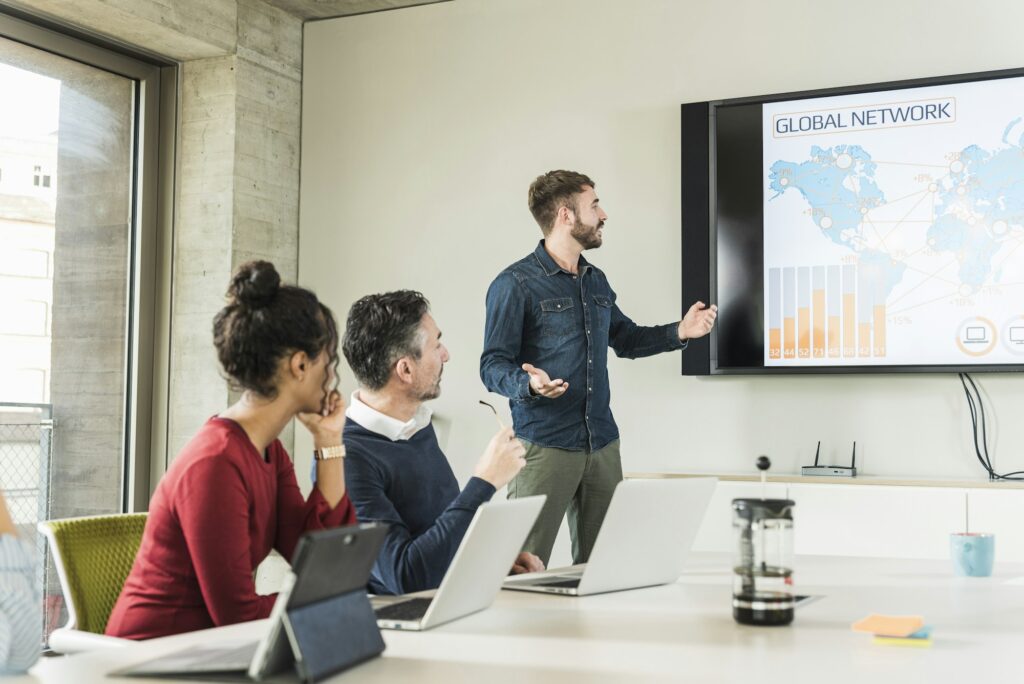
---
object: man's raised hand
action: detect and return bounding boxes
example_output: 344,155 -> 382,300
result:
678,301 -> 718,341
522,363 -> 568,398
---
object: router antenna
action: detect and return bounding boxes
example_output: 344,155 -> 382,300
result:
851,441 -> 857,469
814,440 -> 821,467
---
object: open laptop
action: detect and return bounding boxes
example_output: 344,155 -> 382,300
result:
372,495 -> 545,631
503,477 -> 717,596
116,523 -> 387,683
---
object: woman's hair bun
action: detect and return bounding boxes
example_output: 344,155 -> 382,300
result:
228,260 -> 280,309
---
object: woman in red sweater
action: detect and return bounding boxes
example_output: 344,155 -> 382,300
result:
106,261 -> 357,640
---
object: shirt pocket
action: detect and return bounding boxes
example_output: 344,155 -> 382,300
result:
539,297 -> 576,338
591,294 -> 613,336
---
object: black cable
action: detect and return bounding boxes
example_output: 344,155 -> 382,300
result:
958,372 -> 1024,481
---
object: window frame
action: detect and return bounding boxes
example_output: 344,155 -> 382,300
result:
0,9 -> 177,512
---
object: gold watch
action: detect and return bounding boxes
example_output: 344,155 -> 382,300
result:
313,444 -> 346,461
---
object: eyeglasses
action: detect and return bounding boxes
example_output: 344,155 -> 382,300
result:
478,400 -> 505,429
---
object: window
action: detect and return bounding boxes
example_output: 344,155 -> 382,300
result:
0,10 -> 173,646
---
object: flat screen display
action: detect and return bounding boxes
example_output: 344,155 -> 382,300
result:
682,68 -> 1024,374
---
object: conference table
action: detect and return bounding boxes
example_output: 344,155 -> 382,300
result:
18,553 -> 1024,683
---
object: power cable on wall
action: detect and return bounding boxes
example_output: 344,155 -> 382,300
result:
959,372 -> 1024,481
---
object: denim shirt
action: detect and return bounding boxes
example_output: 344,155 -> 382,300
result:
480,240 -> 686,452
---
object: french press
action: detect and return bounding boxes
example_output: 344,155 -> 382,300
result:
732,456 -> 795,626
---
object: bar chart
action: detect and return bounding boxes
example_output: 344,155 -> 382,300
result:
768,262 -> 888,362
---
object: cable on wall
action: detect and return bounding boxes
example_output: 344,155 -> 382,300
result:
959,372 -> 1024,481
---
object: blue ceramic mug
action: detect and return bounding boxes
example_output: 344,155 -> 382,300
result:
950,533 -> 995,577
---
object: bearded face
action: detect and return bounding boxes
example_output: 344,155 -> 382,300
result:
570,211 -> 604,249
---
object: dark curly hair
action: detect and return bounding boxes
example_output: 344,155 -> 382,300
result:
528,170 -> 595,235
342,291 -> 430,391
212,260 -> 339,400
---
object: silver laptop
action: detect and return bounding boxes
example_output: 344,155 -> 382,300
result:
372,495 -> 545,631
503,477 -> 716,596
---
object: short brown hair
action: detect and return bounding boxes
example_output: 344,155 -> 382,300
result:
528,170 -> 595,235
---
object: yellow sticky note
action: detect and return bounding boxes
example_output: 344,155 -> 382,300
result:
851,614 -> 924,637
873,636 -> 933,648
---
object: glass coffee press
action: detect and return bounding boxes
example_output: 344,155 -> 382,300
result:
732,456 -> 795,626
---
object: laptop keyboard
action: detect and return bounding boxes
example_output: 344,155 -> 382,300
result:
374,597 -> 433,622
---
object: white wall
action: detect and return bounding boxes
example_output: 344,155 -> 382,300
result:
297,0 -> 1024,492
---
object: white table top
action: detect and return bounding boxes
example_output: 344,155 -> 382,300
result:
19,553 -> 1024,683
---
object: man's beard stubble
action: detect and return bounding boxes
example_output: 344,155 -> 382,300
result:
571,215 -> 603,250
415,369 -> 443,402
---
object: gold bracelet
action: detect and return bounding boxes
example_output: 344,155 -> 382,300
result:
313,445 -> 346,461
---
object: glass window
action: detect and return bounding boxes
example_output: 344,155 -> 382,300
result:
0,14 -> 170,647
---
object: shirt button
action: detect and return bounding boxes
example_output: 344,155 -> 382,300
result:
586,329 -> 590,334
588,387 -> 592,392
588,359 -> 592,364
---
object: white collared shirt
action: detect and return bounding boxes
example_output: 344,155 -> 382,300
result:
346,390 -> 432,442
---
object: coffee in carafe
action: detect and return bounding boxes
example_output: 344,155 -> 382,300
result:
732,457 -> 795,626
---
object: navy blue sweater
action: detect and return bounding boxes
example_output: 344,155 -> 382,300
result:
341,418 -> 495,595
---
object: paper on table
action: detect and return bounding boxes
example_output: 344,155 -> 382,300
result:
851,614 -> 924,637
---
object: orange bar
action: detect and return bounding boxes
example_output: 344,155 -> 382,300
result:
798,307 -> 810,358
843,294 -> 856,357
783,317 -> 795,358
827,315 -> 840,357
812,290 -> 825,358
873,304 -> 886,356
858,322 -> 871,357
769,328 -> 781,359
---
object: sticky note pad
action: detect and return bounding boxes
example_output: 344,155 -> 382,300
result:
873,635 -> 933,648
851,614 -> 924,637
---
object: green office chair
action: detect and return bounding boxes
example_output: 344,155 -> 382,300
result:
38,513 -> 146,653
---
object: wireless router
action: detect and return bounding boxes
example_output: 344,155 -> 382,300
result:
801,441 -> 857,477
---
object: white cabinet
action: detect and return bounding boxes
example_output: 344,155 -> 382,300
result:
691,480 -> 787,553
786,483 -> 965,559
688,480 -> 1022,561
637,476 -> 1024,563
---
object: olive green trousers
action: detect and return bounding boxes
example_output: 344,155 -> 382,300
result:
507,439 -> 622,566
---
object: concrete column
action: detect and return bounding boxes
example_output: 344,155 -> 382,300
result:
166,56 -> 238,456
166,0 -> 303,459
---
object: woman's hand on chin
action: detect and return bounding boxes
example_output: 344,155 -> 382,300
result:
298,389 -> 345,448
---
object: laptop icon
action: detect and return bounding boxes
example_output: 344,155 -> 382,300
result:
116,524 -> 388,683
1010,326 -> 1024,345
503,477 -> 717,596
372,495 -> 545,631
964,326 -> 988,343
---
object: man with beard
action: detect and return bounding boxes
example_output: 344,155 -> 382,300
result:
339,290 -> 543,595
480,171 -> 718,566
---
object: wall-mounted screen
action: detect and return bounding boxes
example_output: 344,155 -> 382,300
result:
681,68 -> 1024,375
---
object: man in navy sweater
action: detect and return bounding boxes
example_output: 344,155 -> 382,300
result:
340,290 -> 544,595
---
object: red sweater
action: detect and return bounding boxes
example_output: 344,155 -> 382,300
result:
106,417 -> 356,640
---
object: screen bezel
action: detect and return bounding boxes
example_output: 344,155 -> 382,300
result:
684,66 -> 1024,375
